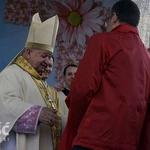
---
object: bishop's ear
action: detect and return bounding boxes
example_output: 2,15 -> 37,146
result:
23,48 -> 32,60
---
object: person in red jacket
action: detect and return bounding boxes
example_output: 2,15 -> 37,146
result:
58,0 -> 150,150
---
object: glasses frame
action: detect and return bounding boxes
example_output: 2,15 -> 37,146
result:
104,14 -> 113,27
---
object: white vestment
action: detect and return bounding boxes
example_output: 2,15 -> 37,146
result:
0,64 -> 54,150
57,91 -> 68,134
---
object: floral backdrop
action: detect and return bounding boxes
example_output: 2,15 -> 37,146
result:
48,0 -> 113,90
4,0 -> 114,90
4,0 -> 149,90
133,0 -> 150,48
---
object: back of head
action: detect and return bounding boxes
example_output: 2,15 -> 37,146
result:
112,0 -> 140,27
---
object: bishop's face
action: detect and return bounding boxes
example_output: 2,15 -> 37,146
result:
25,48 -> 53,75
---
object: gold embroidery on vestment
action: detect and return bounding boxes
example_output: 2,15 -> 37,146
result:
14,55 -> 62,150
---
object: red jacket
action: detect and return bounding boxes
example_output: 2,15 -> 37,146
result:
58,24 -> 150,150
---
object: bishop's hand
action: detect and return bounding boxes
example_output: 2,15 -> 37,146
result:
39,107 -> 60,126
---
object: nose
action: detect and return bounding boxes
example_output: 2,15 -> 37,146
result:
45,65 -> 50,71
71,74 -> 75,78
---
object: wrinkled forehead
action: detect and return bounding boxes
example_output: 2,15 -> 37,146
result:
32,48 -> 52,56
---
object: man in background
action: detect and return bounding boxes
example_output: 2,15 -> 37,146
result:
58,0 -> 150,150
57,64 -> 78,132
60,64 -> 78,96
41,54 -> 68,137
0,13 -> 61,150
42,56 -> 54,81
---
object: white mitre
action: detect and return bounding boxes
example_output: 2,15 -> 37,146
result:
25,13 -> 59,52
6,13 -> 59,66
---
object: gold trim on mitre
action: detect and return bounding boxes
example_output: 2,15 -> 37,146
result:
25,42 -> 53,52
25,13 -> 59,52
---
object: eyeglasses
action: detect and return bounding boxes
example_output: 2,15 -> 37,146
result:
104,14 -> 113,27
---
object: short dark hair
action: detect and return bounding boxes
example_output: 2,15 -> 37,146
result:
63,64 -> 78,76
112,0 -> 140,27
